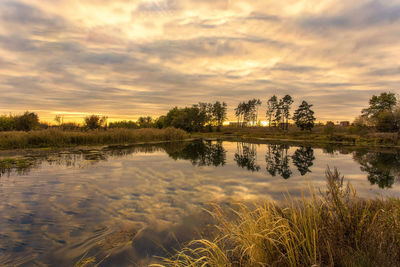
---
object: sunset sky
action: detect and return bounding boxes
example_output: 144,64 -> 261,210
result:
0,0 -> 399,123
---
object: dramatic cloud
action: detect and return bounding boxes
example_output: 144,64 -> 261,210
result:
0,0 -> 399,122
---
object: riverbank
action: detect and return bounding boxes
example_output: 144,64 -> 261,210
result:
0,126 -> 399,151
193,126 -> 400,148
154,168 -> 400,267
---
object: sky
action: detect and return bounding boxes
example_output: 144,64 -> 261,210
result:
0,0 -> 399,123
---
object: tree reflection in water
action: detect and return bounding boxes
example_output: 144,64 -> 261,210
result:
165,140 -> 226,167
292,146 -> 315,176
234,142 -> 260,172
353,150 -> 400,189
265,144 -> 292,179
2,141 -> 399,190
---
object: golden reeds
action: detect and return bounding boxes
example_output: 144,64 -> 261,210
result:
155,168 -> 400,267
0,127 -> 188,149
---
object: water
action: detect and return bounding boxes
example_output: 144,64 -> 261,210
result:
0,140 -> 399,266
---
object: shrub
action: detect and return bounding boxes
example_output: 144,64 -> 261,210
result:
14,111 -> 39,131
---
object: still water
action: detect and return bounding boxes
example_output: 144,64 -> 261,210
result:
0,140 -> 399,266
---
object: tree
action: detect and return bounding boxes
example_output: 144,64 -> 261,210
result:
250,99 -> 262,125
266,95 -> 278,127
154,116 -> 166,129
15,111 -> 39,131
235,99 -> 261,127
212,101 -> 227,131
281,95 -> 293,130
0,115 -> 16,131
235,102 -> 245,127
362,92 -> 397,119
138,116 -> 153,128
292,101 -> 316,131
361,92 -> 398,132
84,115 -> 107,130
163,103 -> 216,132
54,115 -> 63,126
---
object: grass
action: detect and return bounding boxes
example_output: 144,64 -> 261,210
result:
0,127 -> 188,149
154,168 -> 400,267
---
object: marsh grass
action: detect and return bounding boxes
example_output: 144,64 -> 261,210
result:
154,168 -> 400,267
0,127 -> 188,149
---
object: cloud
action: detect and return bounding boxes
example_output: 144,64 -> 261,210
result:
0,0 -> 398,122
300,1 -> 400,32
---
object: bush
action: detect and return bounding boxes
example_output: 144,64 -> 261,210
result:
0,115 -> 15,131
0,112 -> 39,131
14,111 -> 39,131
84,115 -> 107,130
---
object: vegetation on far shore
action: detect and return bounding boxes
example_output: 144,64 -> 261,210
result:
195,125 -> 400,147
152,168 -> 400,267
0,128 -> 187,149
0,92 -> 399,149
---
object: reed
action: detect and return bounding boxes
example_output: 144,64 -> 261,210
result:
154,168 -> 400,267
0,127 -> 188,149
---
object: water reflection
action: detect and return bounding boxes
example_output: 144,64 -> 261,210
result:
0,140 -> 399,266
353,150 -> 400,188
1,141 -> 399,190
234,143 -> 260,172
292,147 -> 315,176
165,140 -> 226,167
265,144 -> 292,179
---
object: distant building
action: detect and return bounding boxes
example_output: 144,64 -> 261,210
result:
340,121 -> 350,127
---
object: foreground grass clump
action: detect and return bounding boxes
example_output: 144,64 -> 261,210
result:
0,127 -> 188,149
155,169 -> 400,267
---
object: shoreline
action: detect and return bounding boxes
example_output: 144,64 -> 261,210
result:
1,131 -> 399,152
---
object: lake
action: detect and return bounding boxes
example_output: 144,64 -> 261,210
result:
0,140 -> 399,266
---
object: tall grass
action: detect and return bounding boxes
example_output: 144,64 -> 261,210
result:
0,127 -> 188,149
154,168 -> 400,267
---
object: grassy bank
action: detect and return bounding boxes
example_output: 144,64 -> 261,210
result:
194,126 -> 400,147
155,169 -> 400,267
0,128 -> 188,149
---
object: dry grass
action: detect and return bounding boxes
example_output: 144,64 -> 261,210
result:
0,127 -> 188,149
154,168 -> 400,267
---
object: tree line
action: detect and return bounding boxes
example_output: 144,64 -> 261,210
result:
1,92 -> 398,133
235,95 -> 316,131
0,97 -> 316,132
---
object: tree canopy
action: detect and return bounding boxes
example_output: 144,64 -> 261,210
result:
360,92 -> 399,132
292,101 -> 316,131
